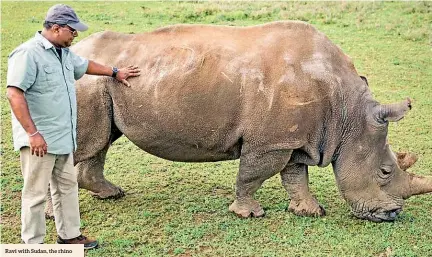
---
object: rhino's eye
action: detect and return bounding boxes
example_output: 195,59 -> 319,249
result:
381,166 -> 392,175
378,164 -> 394,180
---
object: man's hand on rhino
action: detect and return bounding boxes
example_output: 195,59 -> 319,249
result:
116,65 -> 141,87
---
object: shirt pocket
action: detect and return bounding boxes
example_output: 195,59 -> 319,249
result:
42,64 -> 63,92
64,61 -> 76,84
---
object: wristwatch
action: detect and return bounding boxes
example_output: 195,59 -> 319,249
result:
111,67 -> 119,78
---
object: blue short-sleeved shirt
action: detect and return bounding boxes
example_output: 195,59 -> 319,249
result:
7,31 -> 89,154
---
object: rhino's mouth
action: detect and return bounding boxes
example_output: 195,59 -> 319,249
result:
353,208 -> 402,222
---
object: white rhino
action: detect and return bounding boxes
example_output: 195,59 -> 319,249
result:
46,21 -> 431,222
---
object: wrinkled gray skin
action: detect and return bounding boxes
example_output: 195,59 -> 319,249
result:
45,21 -> 432,222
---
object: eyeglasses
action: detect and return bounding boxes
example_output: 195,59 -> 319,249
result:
60,25 -> 78,36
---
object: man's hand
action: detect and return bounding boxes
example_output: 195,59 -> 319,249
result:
86,61 -> 141,87
29,132 -> 48,157
116,65 -> 141,87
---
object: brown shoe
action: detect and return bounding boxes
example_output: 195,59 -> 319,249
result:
57,234 -> 98,250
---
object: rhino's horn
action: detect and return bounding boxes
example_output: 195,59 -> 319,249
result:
376,98 -> 412,122
396,152 -> 417,171
408,173 -> 432,197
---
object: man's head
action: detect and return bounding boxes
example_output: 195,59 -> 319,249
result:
42,4 -> 88,48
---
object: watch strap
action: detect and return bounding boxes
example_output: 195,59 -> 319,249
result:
111,67 -> 118,78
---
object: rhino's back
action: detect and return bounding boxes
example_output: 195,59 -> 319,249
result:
73,21 -> 357,162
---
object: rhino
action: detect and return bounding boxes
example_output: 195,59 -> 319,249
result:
46,21 -> 431,222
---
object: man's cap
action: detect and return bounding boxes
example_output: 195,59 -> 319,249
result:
45,4 -> 88,31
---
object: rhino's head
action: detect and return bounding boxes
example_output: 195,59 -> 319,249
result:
333,98 -> 432,222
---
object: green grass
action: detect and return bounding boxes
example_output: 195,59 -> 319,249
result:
1,1 -> 432,256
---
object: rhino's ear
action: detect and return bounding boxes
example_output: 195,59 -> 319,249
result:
374,98 -> 412,123
360,76 -> 369,87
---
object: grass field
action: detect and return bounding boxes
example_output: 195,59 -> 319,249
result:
1,1 -> 432,256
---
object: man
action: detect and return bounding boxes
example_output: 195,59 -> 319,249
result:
6,4 -> 141,248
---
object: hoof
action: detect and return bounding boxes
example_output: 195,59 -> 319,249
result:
229,199 -> 265,218
288,198 -> 326,217
45,212 -> 55,220
90,186 -> 125,199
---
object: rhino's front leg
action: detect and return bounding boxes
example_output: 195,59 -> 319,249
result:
281,163 -> 326,217
229,150 -> 292,218
76,146 -> 125,199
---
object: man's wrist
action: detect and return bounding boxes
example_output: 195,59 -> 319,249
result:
28,131 -> 39,137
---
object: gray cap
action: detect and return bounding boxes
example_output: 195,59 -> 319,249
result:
45,4 -> 88,31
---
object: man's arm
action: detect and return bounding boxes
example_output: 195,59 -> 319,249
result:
86,60 -> 141,87
6,86 -> 47,157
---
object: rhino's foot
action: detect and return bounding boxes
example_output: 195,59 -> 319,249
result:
288,198 -> 326,217
90,184 -> 125,199
78,178 -> 125,199
45,212 -> 55,220
229,199 -> 265,218
44,205 -> 55,220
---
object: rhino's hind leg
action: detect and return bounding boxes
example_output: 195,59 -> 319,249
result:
229,150 -> 292,218
281,163 -> 325,217
76,144 -> 125,199
45,187 -> 54,220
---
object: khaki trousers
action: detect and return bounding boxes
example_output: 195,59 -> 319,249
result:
20,147 -> 81,244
